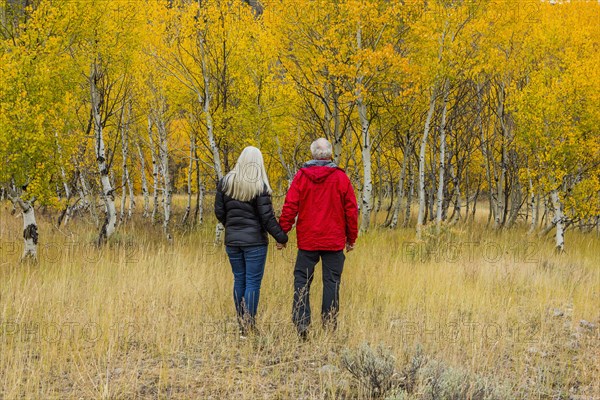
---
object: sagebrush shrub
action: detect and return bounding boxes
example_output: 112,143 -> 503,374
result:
342,342 -> 397,398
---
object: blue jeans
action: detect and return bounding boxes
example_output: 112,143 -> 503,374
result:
225,245 -> 268,328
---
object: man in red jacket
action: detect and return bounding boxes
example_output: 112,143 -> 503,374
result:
279,138 -> 358,338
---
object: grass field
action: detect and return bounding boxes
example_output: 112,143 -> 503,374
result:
0,198 -> 598,399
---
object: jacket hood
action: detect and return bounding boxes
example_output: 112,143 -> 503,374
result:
300,160 -> 340,183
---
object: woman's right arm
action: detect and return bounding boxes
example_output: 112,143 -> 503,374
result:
214,181 -> 226,224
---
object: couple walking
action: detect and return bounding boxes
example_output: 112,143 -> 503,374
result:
214,138 -> 358,339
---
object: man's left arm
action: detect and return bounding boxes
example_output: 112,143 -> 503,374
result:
343,178 -> 358,249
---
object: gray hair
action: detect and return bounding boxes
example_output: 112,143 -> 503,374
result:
310,138 -> 332,160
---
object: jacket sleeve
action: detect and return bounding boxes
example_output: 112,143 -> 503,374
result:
279,171 -> 302,233
214,180 -> 226,225
256,191 -> 288,244
343,177 -> 358,245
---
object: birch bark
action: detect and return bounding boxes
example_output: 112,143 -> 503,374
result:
198,31 -> 225,243
417,89 -> 437,237
155,108 -> 172,237
148,116 -> 160,224
91,63 -> 117,245
182,135 -> 195,225
357,26 -> 372,232
137,141 -> 150,218
7,191 -> 38,262
435,83 -> 449,228
551,190 -> 565,252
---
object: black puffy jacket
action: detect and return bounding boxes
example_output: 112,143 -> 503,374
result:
214,181 -> 288,247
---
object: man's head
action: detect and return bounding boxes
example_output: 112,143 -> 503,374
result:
310,138 -> 333,160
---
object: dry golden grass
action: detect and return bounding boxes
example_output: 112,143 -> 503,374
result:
0,197 -> 598,399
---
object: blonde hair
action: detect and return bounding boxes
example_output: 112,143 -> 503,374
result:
222,146 -> 272,202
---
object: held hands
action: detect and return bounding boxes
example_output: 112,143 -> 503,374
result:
276,242 -> 352,251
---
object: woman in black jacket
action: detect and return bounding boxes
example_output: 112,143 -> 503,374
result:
214,146 -> 288,335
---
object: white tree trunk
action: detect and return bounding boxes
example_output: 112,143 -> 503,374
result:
60,166 -> 71,200
435,84 -> 449,228
551,190 -> 565,252
8,193 -> 38,262
137,142 -> 150,218
417,89 -> 437,237
332,88 -> 343,165
199,34 -> 222,181
494,83 -> 507,229
127,172 -> 134,218
125,103 -> 135,219
119,103 -> 133,223
155,110 -> 172,238
91,63 -> 117,245
404,157 -> 414,228
21,200 -> 37,261
182,135 -> 195,225
357,100 -> 372,232
477,83 -> 494,226
195,179 -> 205,226
59,168 -> 73,227
198,31 -> 225,243
534,192 -> 540,231
193,139 -> 205,225
324,82 -> 333,139
449,163 -> 461,224
148,116 -> 160,224
120,163 -> 127,222
374,153 -> 384,214
357,26 -> 372,233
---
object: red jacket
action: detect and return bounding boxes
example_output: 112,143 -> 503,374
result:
279,162 -> 358,251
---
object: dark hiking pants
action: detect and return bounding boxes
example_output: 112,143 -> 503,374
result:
292,249 -> 345,335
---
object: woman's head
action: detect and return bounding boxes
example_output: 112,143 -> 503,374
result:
222,146 -> 272,202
